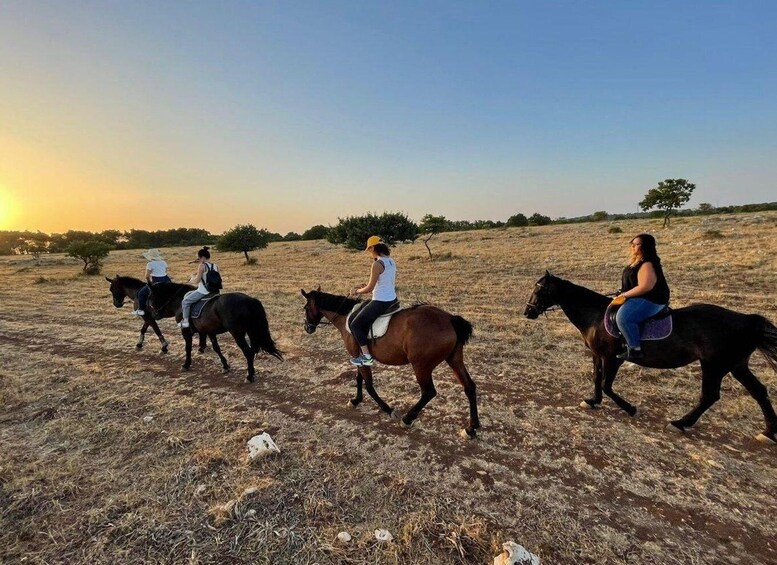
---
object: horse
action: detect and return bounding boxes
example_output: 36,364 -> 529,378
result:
524,271 -> 777,444
149,282 -> 283,382
106,275 -> 176,353
301,288 -> 480,437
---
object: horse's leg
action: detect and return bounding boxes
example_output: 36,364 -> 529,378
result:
181,328 -> 193,370
230,331 -> 255,383
137,321 -> 148,350
601,357 -> 637,416
198,332 -> 207,354
669,361 -> 727,432
582,356 -> 604,409
210,334 -> 230,373
730,364 -> 777,443
446,346 -> 480,437
360,366 -> 394,416
147,318 -> 168,353
400,364 -> 437,429
348,370 -> 364,408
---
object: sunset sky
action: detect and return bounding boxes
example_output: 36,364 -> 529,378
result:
1,1 -> 776,234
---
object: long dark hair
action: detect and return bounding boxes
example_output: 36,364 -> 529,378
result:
633,233 -> 661,267
197,246 -> 211,259
373,243 -> 391,256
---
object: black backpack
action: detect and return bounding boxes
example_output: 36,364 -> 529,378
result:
204,263 -> 222,293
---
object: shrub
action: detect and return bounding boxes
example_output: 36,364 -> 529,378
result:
703,229 -> 725,239
608,226 -> 623,234
327,212 -> 418,251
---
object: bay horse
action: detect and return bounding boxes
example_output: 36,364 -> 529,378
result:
149,282 -> 283,382
524,271 -> 777,443
301,288 -> 480,437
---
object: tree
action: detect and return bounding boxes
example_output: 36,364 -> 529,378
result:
639,178 -> 696,227
326,212 -> 418,251
418,214 -> 448,259
217,224 -> 270,262
528,213 -> 552,226
697,202 -> 715,215
302,225 -> 329,240
506,213 -> 529,227
283,232 -> 302,241
66,240 -> 113,274
591,210 -> 608,222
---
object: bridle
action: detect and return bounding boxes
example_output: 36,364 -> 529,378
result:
304,294 -> 352,333
525,281 -> 560,317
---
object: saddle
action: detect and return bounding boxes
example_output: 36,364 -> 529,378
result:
191,294 -> 220,319
345,301 -> 402,341
605,303 -> 673,341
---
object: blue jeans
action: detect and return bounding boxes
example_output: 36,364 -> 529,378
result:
615,298 -> 666,349
137,275 -> 171,310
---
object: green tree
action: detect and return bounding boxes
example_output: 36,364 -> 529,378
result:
302,225 -> 329,240
639,178 -> 696,227
528,213 -> 552,226
283,232 -> 302,241
327,212 -> 418,251
217,224 -> 271,262
66,240 -> 113,274
506,213 -> 529,227
418,214 -> 448,259
591,210 -> 608,222
697,202 -> 715,215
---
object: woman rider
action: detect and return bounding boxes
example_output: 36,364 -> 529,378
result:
133,248 -> 171,316
612,233 -> 670,360
179,246 -> 220,329
348,235 -> 399,366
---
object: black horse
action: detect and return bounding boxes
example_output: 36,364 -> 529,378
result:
149,282 -> 283,382
524,272 -> 777,444
106,275 -> 177,353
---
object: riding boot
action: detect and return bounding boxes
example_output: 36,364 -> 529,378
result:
617,346 -> 643,361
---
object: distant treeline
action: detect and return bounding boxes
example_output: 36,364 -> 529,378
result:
2,201 -> 775,256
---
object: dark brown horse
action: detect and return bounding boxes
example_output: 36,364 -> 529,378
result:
524,272 -> 777,444
301,288 -> 480,437
106,275 -> 176,353
149,282 -> 283,382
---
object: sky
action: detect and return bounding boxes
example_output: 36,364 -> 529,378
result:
1,1 -> 776,235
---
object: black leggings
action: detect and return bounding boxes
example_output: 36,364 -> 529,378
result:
351,299 -> 397,346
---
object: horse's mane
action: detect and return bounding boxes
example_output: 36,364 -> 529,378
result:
117,276 -> 145,289
554,276 -> 612,307
311,291 -> 360,314
150,281 -> 196,300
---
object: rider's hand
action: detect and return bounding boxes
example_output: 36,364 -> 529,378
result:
349,287 -> 360,297
611,294 -> 627,306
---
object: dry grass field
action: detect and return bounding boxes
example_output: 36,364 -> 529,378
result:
2,212 -> 777,564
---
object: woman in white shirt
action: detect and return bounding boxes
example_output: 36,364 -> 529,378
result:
348,236 -> 398,366
133,249 -> 171,316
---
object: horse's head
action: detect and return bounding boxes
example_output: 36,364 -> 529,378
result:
300,287 -> 323,334
106,275 -> 126,308
524,271 -> 560,319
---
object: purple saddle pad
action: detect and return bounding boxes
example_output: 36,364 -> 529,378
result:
604,304 -> 673,341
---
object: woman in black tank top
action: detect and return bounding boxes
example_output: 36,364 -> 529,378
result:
612,234 -> 670,360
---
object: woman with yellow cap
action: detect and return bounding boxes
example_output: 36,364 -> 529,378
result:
132,248 -> 171,316
348,235 -> 398,366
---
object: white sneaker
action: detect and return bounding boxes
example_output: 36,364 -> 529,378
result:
132,309 -> 145,317
177,320 -> 190,328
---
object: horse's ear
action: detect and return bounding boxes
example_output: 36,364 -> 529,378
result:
300,289 -> 308,298
316,285 -> 321,292
544,270 -> 550,277
105,276 -> 113,283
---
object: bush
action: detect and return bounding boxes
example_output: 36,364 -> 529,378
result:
66,240 -> 113,273
528,213 -> 552,226
703,229 -> 725,239
301,225 -> 329,240
327,212 -> 418,251
506,213 -> 529,227
608,226 -> 623,234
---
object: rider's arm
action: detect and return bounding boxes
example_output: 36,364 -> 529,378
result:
354,260 -> 385,295
621,262 -> 657,298
144,267 -> 153,283
189,264 -> 206,286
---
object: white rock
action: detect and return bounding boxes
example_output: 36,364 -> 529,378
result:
374,529 -> 393,542
243,486 -> 259,496
247,433 -> 280,459
142,415 -> 154,423
336,531 -> 352,543
494,541 -> 540,565
194,485 -> 206,496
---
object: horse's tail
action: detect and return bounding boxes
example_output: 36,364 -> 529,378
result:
450,315 -> 473,345
756,315 -> 777,373
247,299 -> 284,361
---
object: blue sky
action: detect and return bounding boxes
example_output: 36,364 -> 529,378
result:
1,1 -> 775,233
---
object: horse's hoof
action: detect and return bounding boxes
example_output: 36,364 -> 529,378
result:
347,399 -> 359,409
389,410 -> 402,421
222,367 -> 230,374
459,428 -> 476,440
666,422 -> 685,434
246,375 -> 255,383
181,365 -> 190,371
755,433 -> 777,445
630,407 -> 640,418
579,400 -> 596,410
198,349 -> 205,355
400,418 -> 413,429
136,344 -> 143,350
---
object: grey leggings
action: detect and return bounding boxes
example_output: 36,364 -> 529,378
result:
182,290 -> 209,320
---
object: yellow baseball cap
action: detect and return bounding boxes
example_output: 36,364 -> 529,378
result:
365,235 -> 382,250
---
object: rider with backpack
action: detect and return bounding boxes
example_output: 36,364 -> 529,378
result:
179,246 -> 222,329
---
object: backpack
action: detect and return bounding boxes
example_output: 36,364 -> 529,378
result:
204,263 -> 222,293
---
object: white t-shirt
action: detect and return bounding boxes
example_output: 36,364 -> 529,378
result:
198,262 -> 219,294
146,260 -> 168,277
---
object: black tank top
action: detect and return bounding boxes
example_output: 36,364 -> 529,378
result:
621,260 -> 670,305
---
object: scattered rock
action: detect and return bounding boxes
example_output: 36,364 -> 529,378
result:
493,541 -> 540,565
142,415 -> 154,423
336,531 -> 352,543
247,433 -> 280,459
374,529 -> 393,542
